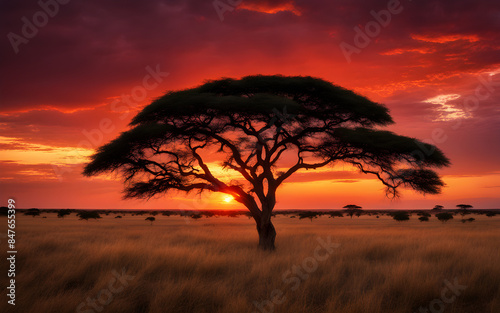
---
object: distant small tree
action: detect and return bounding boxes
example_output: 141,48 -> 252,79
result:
115,215 -> 122,218
436,212 -> 453,223
24,208 -> 40,217
432,205 -> 444,211
392,211 -> 410,222
298,211 -> 318,221
343,205 -> 362,219
77,211 -> 101,221
456,204 -> 473,211
457,204 -> 472,217
418,216 -> 429,222
145,216 -> 155,225
57,209 -> 71,218
190,213 -> 202,220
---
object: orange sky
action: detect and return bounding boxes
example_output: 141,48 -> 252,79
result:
1,0 -> 499,210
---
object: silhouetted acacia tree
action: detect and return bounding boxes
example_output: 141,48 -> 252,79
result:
343,204 -> 362,218
83,75 -> 450,250
456,204 -> 473,210
457,204 -> 473,222
145,216 -> 155,225
432,205 -> 444,211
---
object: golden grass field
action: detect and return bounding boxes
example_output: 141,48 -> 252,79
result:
1,213 -> 499,313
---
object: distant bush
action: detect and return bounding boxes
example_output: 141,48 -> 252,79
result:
436,212 -> 453,223
461,218 -> 475,223
77,211 -> 101,221
24,208 -> 40,217
417,212 -> 431,217
203,211 -> 215,218
57,209 -> 71,218
329,212 -> 344,218
115,215 -> 122,219
392,211 -> 410,222
0,206 -> 8,216
190,213 -> 203,220
485,212 -> 496,217
298,211 -> 318,221
418,216 -> 429,222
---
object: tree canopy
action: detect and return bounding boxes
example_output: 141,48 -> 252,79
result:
83,75 -> 450,250
456,204 -> 473,210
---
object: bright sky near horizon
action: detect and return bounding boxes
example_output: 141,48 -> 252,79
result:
1,0 -> 499,210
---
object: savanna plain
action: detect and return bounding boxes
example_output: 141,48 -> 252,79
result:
1,213 -> 499,313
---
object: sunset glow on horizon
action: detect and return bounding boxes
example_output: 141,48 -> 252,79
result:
1,0 -> 499,210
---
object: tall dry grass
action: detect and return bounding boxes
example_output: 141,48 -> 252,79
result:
1,214 -> 499,313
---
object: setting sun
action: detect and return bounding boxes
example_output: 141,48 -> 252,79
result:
223,195 -> 234,203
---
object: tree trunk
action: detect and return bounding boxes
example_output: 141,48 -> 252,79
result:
258,221 -> 276,251
242,190 -> 277,251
